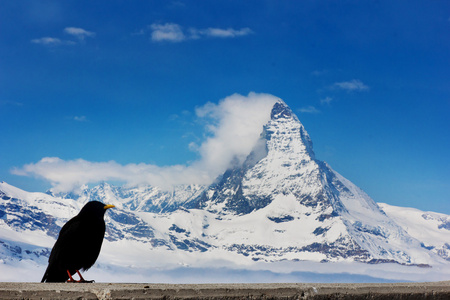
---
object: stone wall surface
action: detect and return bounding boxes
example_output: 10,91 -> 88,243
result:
0,282 -> 449,300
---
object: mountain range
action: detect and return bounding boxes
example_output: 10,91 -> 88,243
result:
1,100 -> 449,282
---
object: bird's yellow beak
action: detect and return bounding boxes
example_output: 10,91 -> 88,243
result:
104,204 -> 115,210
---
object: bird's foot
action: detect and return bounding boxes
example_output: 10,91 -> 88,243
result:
66,270 -> 95,283
81,279 -> 95,283
67,279 -> 95,283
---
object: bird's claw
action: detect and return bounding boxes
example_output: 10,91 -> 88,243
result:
83,279 -> 95,283
66,278 -> 95,283
66,270 -> 94,283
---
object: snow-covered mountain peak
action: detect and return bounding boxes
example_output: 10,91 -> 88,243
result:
185,100 -> 448,265
270,100 -> 295,120
265,100 -> 315,160
191,101 -> 335,216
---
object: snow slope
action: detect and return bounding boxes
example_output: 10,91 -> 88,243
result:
379,203 -> 450,262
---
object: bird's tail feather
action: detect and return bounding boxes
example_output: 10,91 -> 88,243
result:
41,265 -> 69,283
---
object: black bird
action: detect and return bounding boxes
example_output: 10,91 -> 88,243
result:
41,201 -> 115,283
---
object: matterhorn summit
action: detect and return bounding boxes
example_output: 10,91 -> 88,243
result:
188,100 -> 442,264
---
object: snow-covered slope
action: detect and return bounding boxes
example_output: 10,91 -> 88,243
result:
1,100 -> 449,282
49,182 -> 205,213
1,180 -> 449,283
379,203 -> 450,262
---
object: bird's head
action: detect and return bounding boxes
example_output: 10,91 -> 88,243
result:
79,201 -> 115,218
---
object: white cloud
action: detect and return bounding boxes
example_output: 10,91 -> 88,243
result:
332,79 -> 369,91
149,23 -> 253,42
12,93 -> 279,192
196,27 -> 253,38
31,27 -> 94,46
73,116 -> 88,122
12,157 -> 205,193
320,97 -> 333,105
31,37 -> 61,45
64,27 -> 96,40
150,23 -> 186,42
193,92 -> 278,174
299,106 -> 320,114
31,37 -> 75,46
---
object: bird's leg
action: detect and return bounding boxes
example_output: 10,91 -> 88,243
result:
76,270 -> 85,281
66,270 -> 76,282
66,270 -> 94,283
76,270 -> 95,283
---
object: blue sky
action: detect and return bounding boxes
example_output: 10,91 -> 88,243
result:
1,1 -> 449,214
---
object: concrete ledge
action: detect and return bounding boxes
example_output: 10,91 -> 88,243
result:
0,281 -> 449,299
